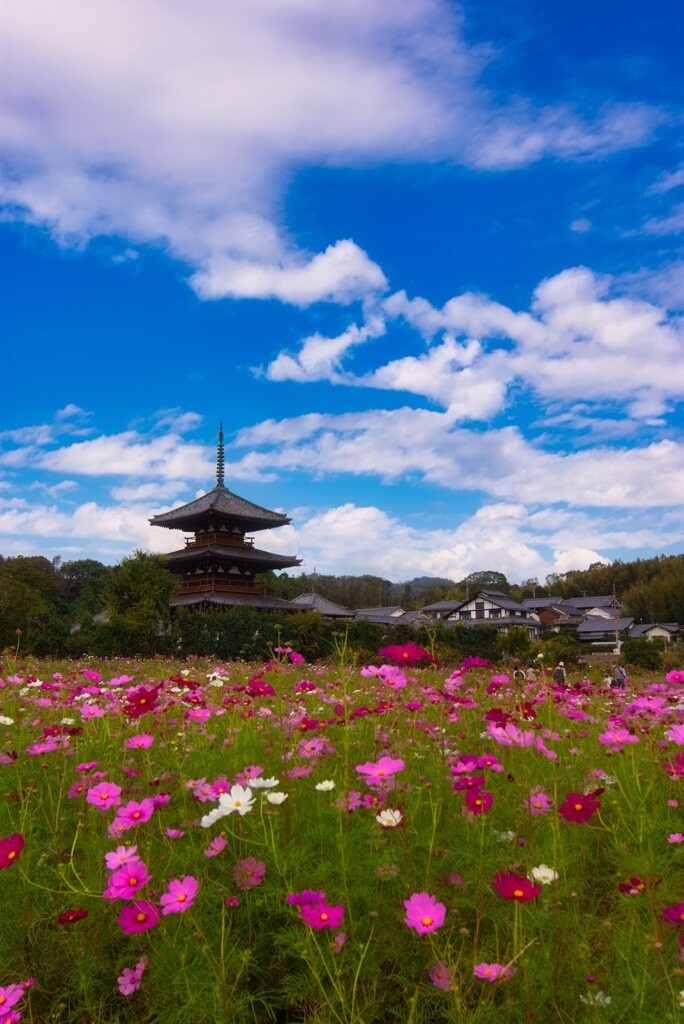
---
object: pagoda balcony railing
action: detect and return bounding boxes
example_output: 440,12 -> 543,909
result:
185,534 -> 255,549
175,579 -> 267,596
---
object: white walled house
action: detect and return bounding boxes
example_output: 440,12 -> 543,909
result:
445,590 -> 541,637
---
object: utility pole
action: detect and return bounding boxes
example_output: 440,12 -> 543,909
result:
611,583 -> 620,653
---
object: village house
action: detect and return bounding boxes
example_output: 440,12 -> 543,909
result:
442,590 -> 541,637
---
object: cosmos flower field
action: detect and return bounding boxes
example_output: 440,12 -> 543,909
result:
1,644 -> 684,1023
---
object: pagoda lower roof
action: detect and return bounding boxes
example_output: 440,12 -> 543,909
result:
170,592 -> 299,610
150,485 -> 291,532
166,545 -> 301,570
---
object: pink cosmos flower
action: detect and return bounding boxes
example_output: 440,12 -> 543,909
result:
117,901 -> 160,934
0,985 -> 24,1010
299,902 -> 345,929
403,892 -> 446,935
666,671 -> 684,686
103,859 -> 152,900
115,798 -> 156,832
333,931 -> 346,954
666,725 -> 684,745
473,962 -> 515,982
523,787 -> 555,816
160,876 -> 198,915
105,844 -> 139,871
355,757 -> 405,786
376,666 -> 408,690
233,857 -> 266,891
668,833 -> 684,844
123,734 -> 154,749
86,782 -> 122,809
165,828 -> 185,839
117,955 -> 148,996
203,835 -> 227,858
225,897 -> 240,908
429,961 -> 454,991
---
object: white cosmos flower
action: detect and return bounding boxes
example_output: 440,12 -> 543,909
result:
376,809 -> 402,828
315,780 -> 335,791
579,992 -> 611,1007
200,806 -> 225,828
249,777 -> 280,789
0,716 -> 14,726
200,784 -> 256,826
529,864 -> 558,885
266,792 -> 288,804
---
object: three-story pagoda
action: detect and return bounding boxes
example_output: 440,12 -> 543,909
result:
150,424 -> 301,610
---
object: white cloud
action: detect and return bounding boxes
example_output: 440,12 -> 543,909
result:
642,202 -> 684,236
570,218 -> 592,233
646,162 -> 684,196
232,406 -> 684,509
0,1 -> 664,305
35,431 -> 213,482
259,500 -> 676,583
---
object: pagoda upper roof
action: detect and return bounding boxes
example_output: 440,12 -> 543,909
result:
149,485 -> 291,532
165,544 -> 301,570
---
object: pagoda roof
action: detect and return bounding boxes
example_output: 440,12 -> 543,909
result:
149,485 -> 291,532
170,592 -> 299,610
290,592 -> 354,617
165,544 -> 301,570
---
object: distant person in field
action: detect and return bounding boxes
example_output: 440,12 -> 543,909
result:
612,664 -> 628,689
525,664 -> 537,682
602,672 -> 614,688
513,666 -> 525,683
552,661 -> 567,687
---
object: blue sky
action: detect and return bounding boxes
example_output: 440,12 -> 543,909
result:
1,0 -> 683,583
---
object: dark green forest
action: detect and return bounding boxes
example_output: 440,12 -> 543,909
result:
1,550 -> 682,660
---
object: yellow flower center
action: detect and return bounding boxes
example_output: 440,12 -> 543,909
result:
7,851 -> 16,860
321,913 -> 328,921
130,878 -> 138,886
135,912 -> 146,922
513,889 -> 524,898
234,800 -> 241,807
377,770 -> 384,776
178,893 -> 186,902
133,812 -> 141,819
421,916 -> 433,926
573,803 -> 583,811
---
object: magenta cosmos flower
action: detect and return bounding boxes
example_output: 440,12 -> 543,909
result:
492,872 -> 541,903
123,734 -> 154,749
465,789 -> 494,814
160,876 -> 198,915
233,857 -> 266,891
355,757 -> 405,786
428,961 -> 454,991
378,641 -> 434,664
662,901 -> 684,926
0,834 -> 24,869
86,782 -> 122,810
404,892 -> 447,935
115,798 -> 156,831
105,844 -> 138,871
299,902 -> 345,929
117,901 -> 160,934
104,859 -> 152,901
287,889 -> 326,906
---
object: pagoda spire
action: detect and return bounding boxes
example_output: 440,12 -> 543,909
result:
216,421 -> 225,489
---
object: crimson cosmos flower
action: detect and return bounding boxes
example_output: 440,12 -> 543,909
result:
558,791 -> 601,824
58,908 -> 88,925
124,685 -> 161,719
0,833 -> 25,869
465,789 -> 494,814
492,872 -> 541,903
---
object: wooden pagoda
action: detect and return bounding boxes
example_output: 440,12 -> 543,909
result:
150,424 -> 301,610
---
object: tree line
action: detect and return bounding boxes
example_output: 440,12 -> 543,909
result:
0,550 -> 682,660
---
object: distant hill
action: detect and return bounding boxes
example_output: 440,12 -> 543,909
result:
388,576 -> 455,599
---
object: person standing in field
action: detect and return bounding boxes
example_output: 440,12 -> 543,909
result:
525,664 -> 537,682
612,664 -> 627,689
552,661 -> 567,687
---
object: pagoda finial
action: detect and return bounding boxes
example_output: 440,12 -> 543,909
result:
216,421 -> 225,488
